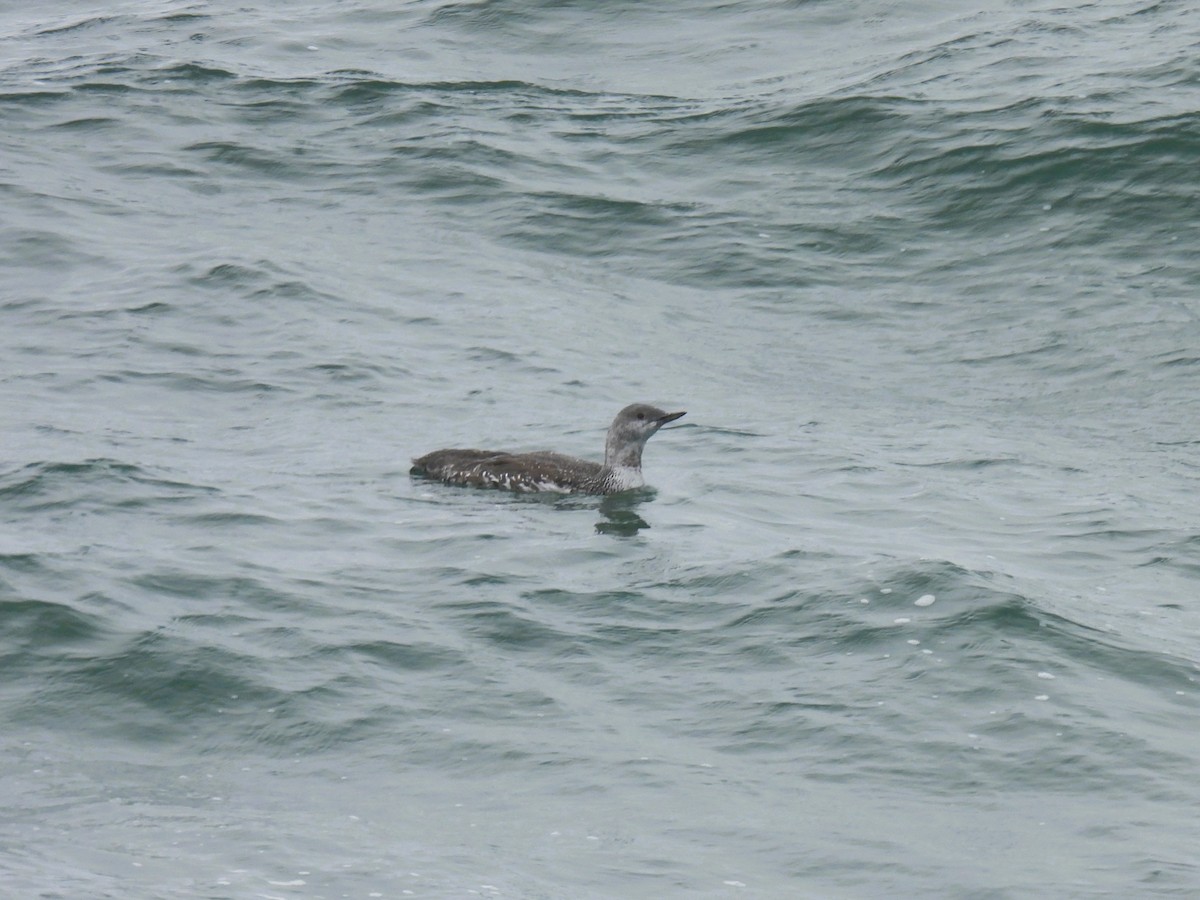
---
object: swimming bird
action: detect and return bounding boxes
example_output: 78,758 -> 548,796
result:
411,403 -> 686,494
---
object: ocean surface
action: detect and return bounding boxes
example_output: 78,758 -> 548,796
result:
2,1 -> 1199,897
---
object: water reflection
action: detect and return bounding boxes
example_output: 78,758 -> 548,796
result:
594,489 -> 654,536
503,487 -> 658,536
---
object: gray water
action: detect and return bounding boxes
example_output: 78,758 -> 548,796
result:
2,1 -> 1199,897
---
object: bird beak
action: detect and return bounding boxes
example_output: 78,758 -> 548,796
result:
658,411 -> 686,425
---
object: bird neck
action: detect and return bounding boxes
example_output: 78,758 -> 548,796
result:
604,437 -> 644,470
604,465 -> 645,491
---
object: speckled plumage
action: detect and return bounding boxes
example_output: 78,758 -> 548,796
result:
411,403 -> 686,494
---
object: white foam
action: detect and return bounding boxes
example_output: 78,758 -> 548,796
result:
914,594 -> 935,607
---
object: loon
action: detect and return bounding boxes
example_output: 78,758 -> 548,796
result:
411,403 -> 686,494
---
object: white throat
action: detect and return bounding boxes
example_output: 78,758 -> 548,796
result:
606,465 -> 644,491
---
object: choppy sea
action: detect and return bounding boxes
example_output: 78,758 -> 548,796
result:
3,1 -> 1199,897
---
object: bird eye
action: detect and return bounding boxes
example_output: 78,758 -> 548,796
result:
636,412 -> 645,420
